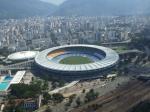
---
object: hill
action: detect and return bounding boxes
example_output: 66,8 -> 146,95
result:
53,0 -> 150,16
0,0 -> 57,19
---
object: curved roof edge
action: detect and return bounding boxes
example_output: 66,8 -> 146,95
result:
35,44 -> 119,72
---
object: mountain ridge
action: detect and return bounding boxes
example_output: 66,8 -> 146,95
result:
0,0 -> 150,19
53,0 -> 150,16
0,0 -> 57,19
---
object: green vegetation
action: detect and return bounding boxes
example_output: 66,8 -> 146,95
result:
45,106 -> 52,112
43,92 -> 64,104
52,93 -> 64,103
32,70 -> 66,89
85,89 -> 99,103
51,80 -> 65,89
59,56 -> 93,65
0,47 -> 12,56
130,101 -> 150,112
76,97 -> 82,107
9,83 -> 41,99
66,94 -> 76,106
3,105 -> 25,112
43,92 -> 52,104
82,89 -> 86,93
9,80 -> 48,99
112,46 -> 129,53
130,28 -> 150,51
42,80 -> 49,91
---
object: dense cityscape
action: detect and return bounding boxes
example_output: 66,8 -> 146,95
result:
0,1 -> 150,112
1,16 -> 148,52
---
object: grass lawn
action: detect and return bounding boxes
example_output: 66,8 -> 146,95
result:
59,56 -> 93,65
112,46 -> 129,53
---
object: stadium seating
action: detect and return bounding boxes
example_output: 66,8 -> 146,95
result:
47,49 -> 105,64
47,50 -> 65,58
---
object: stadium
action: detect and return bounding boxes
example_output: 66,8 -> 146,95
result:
8,51 -> 39,61
35,44 -> 119,80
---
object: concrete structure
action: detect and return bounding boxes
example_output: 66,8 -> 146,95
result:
10,71 -> 26,84
0,60 -> 34,71
8,51 -> 39,61
35,45 -> 119,80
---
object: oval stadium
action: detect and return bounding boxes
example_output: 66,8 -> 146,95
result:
35,45 -> 119,80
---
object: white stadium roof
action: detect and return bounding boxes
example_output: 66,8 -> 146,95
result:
8,51 -> 39,61
35,44 -> 119,72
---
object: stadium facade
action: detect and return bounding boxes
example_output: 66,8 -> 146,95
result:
35,44 -> 119,80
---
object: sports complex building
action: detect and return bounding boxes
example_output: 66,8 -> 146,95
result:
8,51 -> 39,61
35,44 -> 119,80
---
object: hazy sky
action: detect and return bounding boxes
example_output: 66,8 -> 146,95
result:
41,0 -> 66,5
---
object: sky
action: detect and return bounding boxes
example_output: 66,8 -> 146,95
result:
40,0 -> 66,5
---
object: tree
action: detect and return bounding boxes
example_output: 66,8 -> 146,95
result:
130,101 -> 150,112
43,92 -> 52,104
3,105 -> 25,112
58,80 -> 65,87
76,97 -> 81,107
85,89 -> 99,103
82,89 -> 86,93
43,80 -> 49,91
51,82 -> 58,89
45,106 -> 52,112
66,94 -> 76,106
10,82 -> 42,99
52,93 -> 64,103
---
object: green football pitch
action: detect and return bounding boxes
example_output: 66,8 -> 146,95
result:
59,56 -> 93,65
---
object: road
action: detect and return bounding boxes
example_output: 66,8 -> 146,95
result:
49,81 -> 79,94
71,79 -> 150,112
